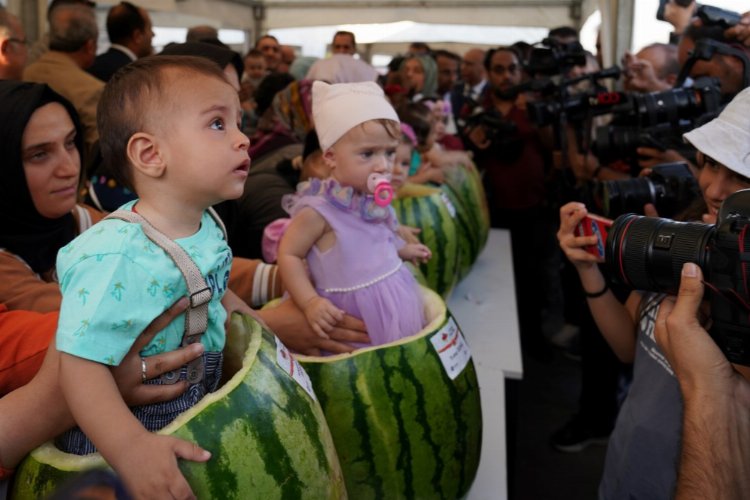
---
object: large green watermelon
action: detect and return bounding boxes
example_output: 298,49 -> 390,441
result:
442,162 -> 490,263
11,314 -> 346,500
298,287 -> 483,499
393,183 -> 460,298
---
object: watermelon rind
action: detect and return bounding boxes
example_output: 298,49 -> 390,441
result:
393,185 -> 460,298
11,314 -> 347,500
298,287 -> 483,500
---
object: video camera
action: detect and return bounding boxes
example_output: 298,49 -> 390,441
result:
606,189 -> 750,365
587,162 -> 700,219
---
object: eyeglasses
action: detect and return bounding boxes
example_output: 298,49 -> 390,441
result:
7,38 -> 30,48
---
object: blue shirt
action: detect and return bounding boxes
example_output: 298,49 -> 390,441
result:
56,201 -> 231,365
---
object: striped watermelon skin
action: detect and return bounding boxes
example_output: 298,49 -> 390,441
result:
393,185 -> 460,298
438,183 -> 480,281
298,288 -> 483,499
442,163 -> 490,260
11,315 -> 346,500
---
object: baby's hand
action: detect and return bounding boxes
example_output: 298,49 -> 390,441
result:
397,225 -> 422,245
400,243 -> 432,265
303,296 -> 345,339
221,289 -> 255,329
112,432 -> 210,500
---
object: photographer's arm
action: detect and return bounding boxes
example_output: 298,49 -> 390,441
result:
655,263 -> 750,500
558,203 -> 639,362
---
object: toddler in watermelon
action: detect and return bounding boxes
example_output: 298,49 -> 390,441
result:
53,57 -> 252,496
278,81 -> 432,348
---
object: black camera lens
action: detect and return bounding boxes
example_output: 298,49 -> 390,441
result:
593,163 -> 700,219
601,178 -> 655,218
606,214 -> 713,293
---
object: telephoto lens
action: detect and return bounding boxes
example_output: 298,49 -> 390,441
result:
605,189 -> 750,365
593,162 -> 700,219
605,214 -> 713,293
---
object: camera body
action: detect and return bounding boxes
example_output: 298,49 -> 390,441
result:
457,102 -> 522,158
585,78 -> 722,162
606,189 -> 750,365
526,38 -> 587,77
697,5 -> 742,29
588,162 -> 700,219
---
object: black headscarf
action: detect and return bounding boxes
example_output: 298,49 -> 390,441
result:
0,81 -> 84,274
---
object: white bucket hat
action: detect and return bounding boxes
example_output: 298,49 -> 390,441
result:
312,80 -> 399,152
683,87 -> 750,177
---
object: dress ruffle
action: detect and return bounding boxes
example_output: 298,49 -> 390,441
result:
282,177 -> 398,231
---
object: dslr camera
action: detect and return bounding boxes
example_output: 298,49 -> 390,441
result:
526,38 -> 587,77
588,162 -> 700,219
589,77 -> 723,164
606,189 -> 750,365
458,103 -> 523,158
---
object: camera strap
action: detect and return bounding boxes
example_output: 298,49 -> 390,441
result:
104,207 -> 227,385
676,39 -> 750,91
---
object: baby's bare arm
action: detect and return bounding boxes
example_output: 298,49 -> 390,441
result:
59,353 -> 207,499
278,208 -> 343,338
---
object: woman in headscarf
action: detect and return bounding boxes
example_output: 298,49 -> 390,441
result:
0,80 -> 198,479
400,54 -> 438,102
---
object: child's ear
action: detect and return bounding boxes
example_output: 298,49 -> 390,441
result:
323,149 -> 336,169
127,132 -> 165,179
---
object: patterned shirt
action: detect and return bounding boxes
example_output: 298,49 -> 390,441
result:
56,201 -> 231,365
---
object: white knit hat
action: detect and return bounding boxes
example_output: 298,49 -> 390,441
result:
683,87 -> 750,177
312,80 -> 399,151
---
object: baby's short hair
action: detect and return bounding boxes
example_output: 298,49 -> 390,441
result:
97,55 -> 228,191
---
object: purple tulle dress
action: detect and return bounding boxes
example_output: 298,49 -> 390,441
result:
284,178 -> 425,347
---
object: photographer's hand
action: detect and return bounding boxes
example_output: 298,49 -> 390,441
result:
725,12 -> 750,47
623,54 -> 671,92
655,263 -> 750,500
557,202 -> 602,270
664,0 -> 696,35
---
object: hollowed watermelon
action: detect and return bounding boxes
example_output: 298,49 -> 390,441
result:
393,184 -> 460,298
297,287 -> 483,499
10,315 -> 346,500
441,163 -> 490,271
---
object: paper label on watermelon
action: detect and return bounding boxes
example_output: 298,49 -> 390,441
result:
430,316 -> 472,380
439,192 -> 457,218
275,337 -> 317,400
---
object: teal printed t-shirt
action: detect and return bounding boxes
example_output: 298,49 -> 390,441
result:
56,201 -> 231,366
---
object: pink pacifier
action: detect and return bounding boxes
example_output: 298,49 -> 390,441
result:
367,173 -> 394,207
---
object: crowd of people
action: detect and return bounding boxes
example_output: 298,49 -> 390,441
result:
1,0 -> 750,498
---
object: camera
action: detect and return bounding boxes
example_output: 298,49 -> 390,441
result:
526,38 -> 587,77
606,189 -> 750,365
591,122 -> 676,166
530,77 -> 722,129
588,162 -> 700,219
696,5 -> 742,29
458,104 -> 523,158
